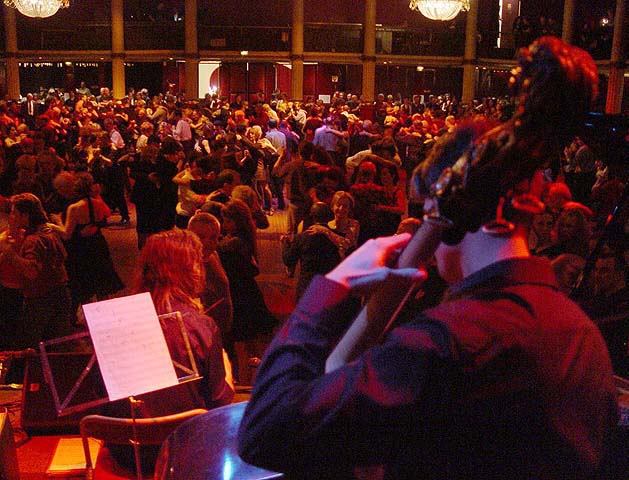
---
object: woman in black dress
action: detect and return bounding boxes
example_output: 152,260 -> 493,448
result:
49,172 -> 123,322
218,199 -> 276,380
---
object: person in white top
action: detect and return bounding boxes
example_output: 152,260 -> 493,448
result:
173,109 -> 194,158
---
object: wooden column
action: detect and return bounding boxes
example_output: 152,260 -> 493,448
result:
111,0 -> 126,99
605,0 -> 626,114
561,0 -> 575,44
361,0 -> 376,103
184,0 -> 199,99
290,0 -> 304,101
461,0 -> 479,105
4,5 -> 20,99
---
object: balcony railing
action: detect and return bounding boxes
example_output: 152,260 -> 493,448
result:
304,23 -> 362,53
125,22 -> 184,50
7,20 -> 615,63
197,25 -> 289,52
17,20 -> 111,50
376,27 -> 465,57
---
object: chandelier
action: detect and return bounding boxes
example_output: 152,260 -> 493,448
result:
3,0 -> 70,18
409,0 -> 470,21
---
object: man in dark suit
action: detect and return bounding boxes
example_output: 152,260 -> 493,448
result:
21,93 -> 39,129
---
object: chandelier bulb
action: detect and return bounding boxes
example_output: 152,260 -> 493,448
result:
409,0 -> 468,21
4,0 -> 70,18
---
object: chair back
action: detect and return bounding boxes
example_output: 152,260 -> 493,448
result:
80,409 -> 207,473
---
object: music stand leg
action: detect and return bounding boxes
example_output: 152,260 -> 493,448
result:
129,396 -> 143,480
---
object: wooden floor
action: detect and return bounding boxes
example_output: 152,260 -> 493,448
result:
1,204 -> 297,479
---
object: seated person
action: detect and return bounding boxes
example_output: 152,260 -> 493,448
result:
585,250 -> 629,377
589,251 -> 629,319
237,38 -> 618,479
551,253 -> 585,294
106,228 -> 234,472
529,210 -> 555,255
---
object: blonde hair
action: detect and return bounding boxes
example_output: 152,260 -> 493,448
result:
248,125 -> 263,141
135,229 -> 205,314
188,211 -> 220,232
331,190 -> 355,212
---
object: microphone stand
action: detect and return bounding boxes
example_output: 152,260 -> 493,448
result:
570,183 -> 628,301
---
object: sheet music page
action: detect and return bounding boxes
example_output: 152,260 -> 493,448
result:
83,293 -> 178,401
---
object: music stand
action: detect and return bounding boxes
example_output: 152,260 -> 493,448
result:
38,312 -> 200,418
38,293 -> 201,480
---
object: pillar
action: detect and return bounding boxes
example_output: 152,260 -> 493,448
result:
561,0 -> 575,44
184,0 -> 199,99
4,5 -> 20,99
290,0 -> 304,101
605,0 -> 625,114
111,0 -> 126,99
361,0 -> 376,103
461,0 -> 479,105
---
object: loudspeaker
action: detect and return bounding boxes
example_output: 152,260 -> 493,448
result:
0,407 -> 19,480
21,352 -> 107,435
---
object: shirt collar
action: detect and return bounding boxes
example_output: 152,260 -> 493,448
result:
447,256 -> 559,298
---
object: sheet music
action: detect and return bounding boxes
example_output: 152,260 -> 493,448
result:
82,293 -> 178,401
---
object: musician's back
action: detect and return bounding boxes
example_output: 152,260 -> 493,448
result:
238,37 -> 619,480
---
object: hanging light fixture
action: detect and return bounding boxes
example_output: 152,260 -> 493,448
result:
4,0 -> 70,18
409,0 -> 470,21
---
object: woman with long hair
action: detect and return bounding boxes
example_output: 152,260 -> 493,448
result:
48,172 -> 123,323
537,205 -> 593,260
0,193 -> 71,348
247,125 -> 275,213
134,228 -> 233,410
376,163 -> 407,236
106,228 -> 233,472
218,199 -> 276,380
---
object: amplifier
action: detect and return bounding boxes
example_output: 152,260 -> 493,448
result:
21,352 -> 107,435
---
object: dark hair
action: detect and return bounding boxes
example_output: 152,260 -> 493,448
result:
196,156 -> 213,175
371,138 -> 397,158
216,169 -> 238,188
310,202 -> 334,224
380,163 -> 399,185
299,141 -> 315,160
221,199 -> 257,258
415,38 -> 598,246
267,119 -> 278,129
73,172 -> 95,198
11,193 -> 49,229
161,137 -> 182,155
200,200 -> 224,222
